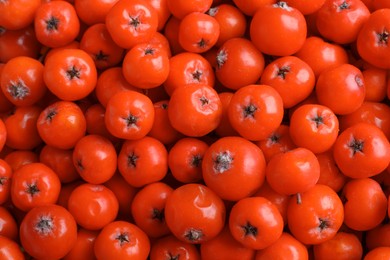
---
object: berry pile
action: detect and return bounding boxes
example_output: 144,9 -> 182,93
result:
1,0 -> 390,259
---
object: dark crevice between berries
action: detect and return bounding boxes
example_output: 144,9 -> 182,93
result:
151,208 -> 164,222
35,216 -> 54,235
242,222 -> 258,237
213,151 -> 233,174
7,108 -> 15,117
243,104 -> 257,118
26,183 -> 40,197
45,16 -> 60,31
340,193 -> 347,204
116,232 -> 130,247
127,152 -> 138,168
216,49 -> 227,69
334,162 -> 342,174
377,29 -> 389,46
7,81 -> 30,100
39,47 -> 51,63
95,50 -> 109,61
191,154 -> 202,168
348,138 -> 364,156
276,66 -> 290,79
0,27 -> 6,36
75,99 -> 90,108
192,70 -> 202,81
66,66 -> 81,80
184,228 -> 203,243
318,218 -> 330,231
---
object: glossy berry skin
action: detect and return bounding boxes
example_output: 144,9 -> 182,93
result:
164,184 -> 226,244
287,184 -> 344,245
266,147 -> 320,196
94,220 -> 151,260
229,197 -> 284,250
227,84 -> 284,141
333,123 -> 390,179
104,90 -> 155,140
250,2 -> 307,56
19,204 -> 78,260
167,84 -> 222,137
202,136 -> 267,201
289,104 -> 339,154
